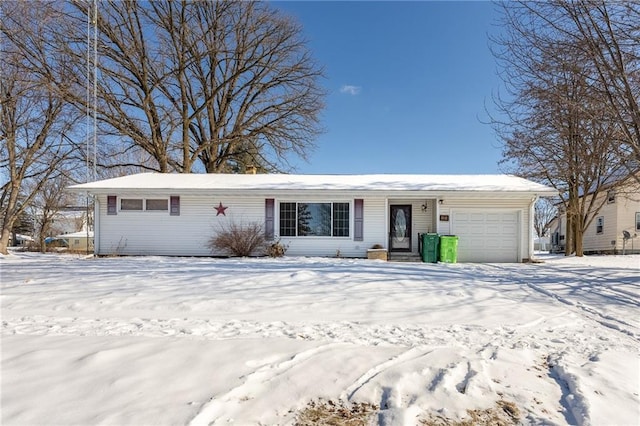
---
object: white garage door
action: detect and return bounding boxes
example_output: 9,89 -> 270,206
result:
451,210 -> 520,262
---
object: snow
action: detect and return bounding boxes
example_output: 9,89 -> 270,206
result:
55,230 -> 94,239
68,172 -> 558,194
1,252 -> 638,425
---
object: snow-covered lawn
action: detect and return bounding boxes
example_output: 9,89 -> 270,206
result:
1,252 -> 638,425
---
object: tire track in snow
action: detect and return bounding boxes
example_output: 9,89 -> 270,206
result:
539,264 -> 640,307
341,346 -> 431,401
188,343 -> 341,426
524,282 -> 638,341
479,264 -> 639,342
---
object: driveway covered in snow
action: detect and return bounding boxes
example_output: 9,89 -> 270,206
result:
2,253 -> 639,425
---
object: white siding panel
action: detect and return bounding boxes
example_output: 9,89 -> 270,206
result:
97,195 -> 264,256
95,193 -> 535,260
97,194 -> 394,258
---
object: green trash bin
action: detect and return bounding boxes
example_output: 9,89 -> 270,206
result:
420,233 -> 440,263
439,235 -> 459,263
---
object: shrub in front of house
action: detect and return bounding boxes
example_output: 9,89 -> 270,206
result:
208,221 -> 267,257
266,239 -> 288,257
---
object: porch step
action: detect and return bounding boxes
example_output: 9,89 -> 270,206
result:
388,253 -> 422,263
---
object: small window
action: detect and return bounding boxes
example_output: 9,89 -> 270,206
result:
596,216 -> 604,234
146,199 -> 168,211
607,190 -> 616,203
636,212 -> 640,231
121,199 -> 143,211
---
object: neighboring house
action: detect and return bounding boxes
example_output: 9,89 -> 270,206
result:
56,231 -> 94,252
550,174 -> 640,254
68,173 -> 557,262
534,236 -> 550,251
12,234 -> 34,247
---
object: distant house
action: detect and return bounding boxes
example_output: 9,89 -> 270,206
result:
12,234 -> 34,247
550,174 -> 640,254
69,173 -> 557,262
56,231 -> 94,252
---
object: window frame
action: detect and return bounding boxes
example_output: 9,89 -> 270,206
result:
120,198 -> 143,211
278,200 -> 351,238
145,199 -> 169,211
118,197 -> 170,213
607,190 -> 616,204
596,216 -> 604,234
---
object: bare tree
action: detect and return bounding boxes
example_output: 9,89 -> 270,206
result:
28,176 -> 74,252
0,2 -> 81,255
534,198 -> 557,238
559,2 -> 640,178
68,0 -> 325,174
491,1 -> 627,256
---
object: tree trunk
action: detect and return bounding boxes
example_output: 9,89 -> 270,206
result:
0,227 -> 12,255
574,217 -> 584,257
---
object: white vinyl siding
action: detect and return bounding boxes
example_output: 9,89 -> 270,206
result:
97,194 -> 264,256
94,192 -> 539,260
97,194 -> 390,258
583,191 -> 620,252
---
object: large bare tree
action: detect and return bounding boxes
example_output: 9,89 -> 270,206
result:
68,0 -> 325,173
560,2 -> 640,177
0,1 -> 81,255
491,1 -> 628,256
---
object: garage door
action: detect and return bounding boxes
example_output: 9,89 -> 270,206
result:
451,210 -> 520,262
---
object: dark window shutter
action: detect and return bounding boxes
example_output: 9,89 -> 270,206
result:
265,198 -> 275,239
107,196 -> 117,215
170,196 -> 180,216
354,199 -> 363,241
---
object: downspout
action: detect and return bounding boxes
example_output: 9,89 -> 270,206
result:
528,195 -> 538,262
93,195 -> 100,256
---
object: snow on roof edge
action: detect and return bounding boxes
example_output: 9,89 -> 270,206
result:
68,172 -> 558,194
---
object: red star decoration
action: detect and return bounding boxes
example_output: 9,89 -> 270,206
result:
214,202 -> 228,216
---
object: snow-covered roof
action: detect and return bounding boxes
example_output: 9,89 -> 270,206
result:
56,231 -> 94,239
69,173 -> 557,194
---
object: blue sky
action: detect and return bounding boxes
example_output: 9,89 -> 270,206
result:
274,1 -> 505,174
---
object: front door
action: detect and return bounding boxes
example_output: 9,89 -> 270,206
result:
389,205 -> 412,252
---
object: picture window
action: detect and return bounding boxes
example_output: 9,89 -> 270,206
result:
279,202 -> 350,237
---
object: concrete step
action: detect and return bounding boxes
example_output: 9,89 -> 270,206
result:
388,253 -> 422,263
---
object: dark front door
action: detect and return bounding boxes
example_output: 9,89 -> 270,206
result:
389,205 -> 412,252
